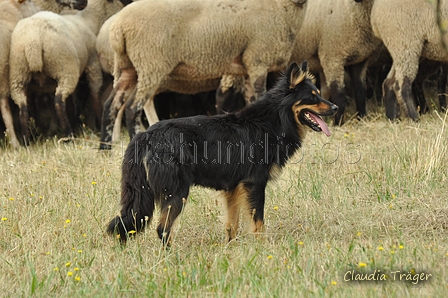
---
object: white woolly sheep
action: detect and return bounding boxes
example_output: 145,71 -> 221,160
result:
0,0 -> 87,148
216,0 -> 381,125
371,0 -> 448,120
99,0 -> 308,149
8,0 -> 124,144
290,0 -> 381,124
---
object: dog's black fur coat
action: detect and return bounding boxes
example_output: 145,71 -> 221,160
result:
107,61 -> 337,243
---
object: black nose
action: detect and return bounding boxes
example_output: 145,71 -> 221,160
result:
331,104 -> 338,113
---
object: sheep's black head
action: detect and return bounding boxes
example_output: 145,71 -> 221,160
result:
57,0 -> 87,10
285,61 -> 338,136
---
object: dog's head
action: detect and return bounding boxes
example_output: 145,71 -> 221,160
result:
284,61 -> 338,136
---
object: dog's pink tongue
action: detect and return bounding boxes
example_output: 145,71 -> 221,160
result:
308,112 -> 331,137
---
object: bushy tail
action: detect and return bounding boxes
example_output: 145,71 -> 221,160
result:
107,134 -> 155,242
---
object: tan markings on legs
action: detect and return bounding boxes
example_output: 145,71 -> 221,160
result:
224,183 -> 249,241
247,208 -> 264,235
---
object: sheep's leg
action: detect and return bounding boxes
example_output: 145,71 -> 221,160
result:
215,75 -> 246,114
246,69 -> 268,103
112,103 -> 126,143
0,97 -> 20,148
394,75 -> 419,121
383,67 -> 399,120
438,65 -> 447,111
11,89 -> 31,145
142,92 -> 159,126
125,89 -> 156,139
54,93 -> 73,138
319,71 -> 331,100
85,55 -> 104,129
386,39 -> 421,121
321,60 -> 346,125
100,68 -> 136,150
347,62 -> 368,118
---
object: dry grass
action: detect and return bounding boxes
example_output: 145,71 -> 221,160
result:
1,108 -> 448,297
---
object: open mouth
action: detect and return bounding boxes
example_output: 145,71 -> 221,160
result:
300,110 -> 331,136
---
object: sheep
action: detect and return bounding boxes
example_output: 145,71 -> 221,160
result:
8,0 -> 125,145
0,0 -> 87,148
216,0 -> 382,125
98,0 -> 308,149
290,0 -> 381,125
371,0 -> 448,120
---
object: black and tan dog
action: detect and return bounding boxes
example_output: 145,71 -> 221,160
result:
107,61 -> 338,244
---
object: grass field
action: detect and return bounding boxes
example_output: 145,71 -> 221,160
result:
1,108 -> 447,297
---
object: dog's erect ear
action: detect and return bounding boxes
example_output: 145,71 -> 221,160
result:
288,61 -> 314,89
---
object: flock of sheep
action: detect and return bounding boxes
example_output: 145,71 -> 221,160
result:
1,0 -> 447,149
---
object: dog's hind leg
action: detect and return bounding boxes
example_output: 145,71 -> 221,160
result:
156,183 -> 190,246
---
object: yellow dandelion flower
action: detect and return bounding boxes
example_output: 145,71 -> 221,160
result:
1,217 -> 7,221
298,241 -> 304,245
8,198 -> 14,201
91,181 -> 97,185
65,262 -> 71,267
67,272 -> 73,277
46,252 -> 50,255
378,246 -> 384,251
399,245 -> 404,249
75,276 -> 81,282
273,206 -> 279,210
358,262 -> 367,267
83,234 -> 87,237
267,255 -> 273,259
54,267 -> 59,271
445,253 -> 448,257
389,204 -> 393,209
390,250 -> 395,254
410,269 -> 416,274
182,271 -> 187,277
356,231 -> 362,237
128,230 -> 136,235
78,250 -> 82,253
116,234 -> 120,239
63,225 -> 67,228
331,281 -> 337,285
391,194 -> 397,199
65,219 -> 71,224
74,267 -> 79,271
39,196 -> 43,199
